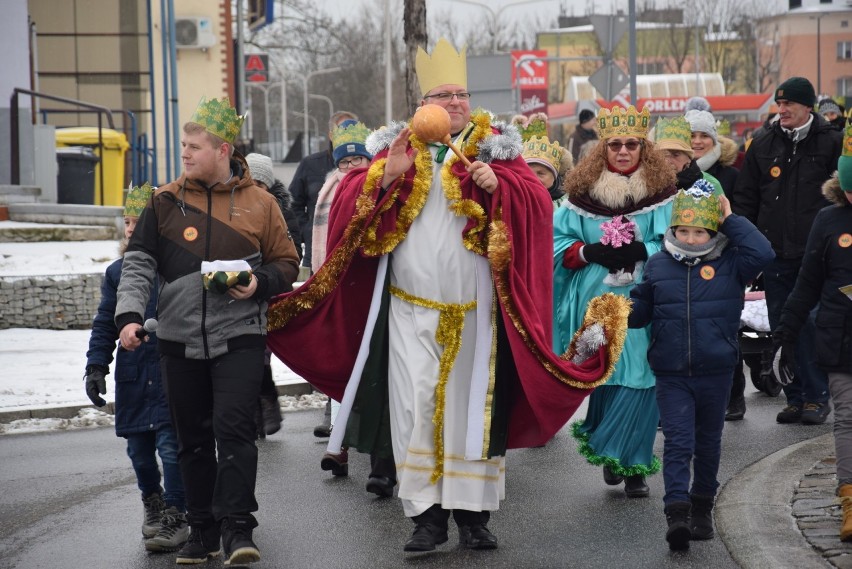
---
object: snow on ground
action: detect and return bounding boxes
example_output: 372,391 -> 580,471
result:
0,237 -> 120,276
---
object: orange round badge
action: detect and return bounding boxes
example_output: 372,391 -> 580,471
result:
700,266 -> 715,280
183,226 -> 198,242
679,209 -> 696,224
839,233 -> 852,248
770,166 -> 781,178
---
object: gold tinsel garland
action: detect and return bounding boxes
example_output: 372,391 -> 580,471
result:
389,285 -> 476,484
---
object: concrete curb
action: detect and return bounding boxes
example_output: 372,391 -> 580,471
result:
0,380 -> 315,424
717,433 -> 834,569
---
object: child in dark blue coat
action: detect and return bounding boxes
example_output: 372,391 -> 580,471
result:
84,183 -> 187,552
629,179 -> 774,551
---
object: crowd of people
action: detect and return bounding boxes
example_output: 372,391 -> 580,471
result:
82,35 -> 850,565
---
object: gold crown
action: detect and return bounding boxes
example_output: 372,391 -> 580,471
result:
415,38 -> 467,96
522,136 -> 564,175
598,105 -> 651,140
189,97 -> 245,144
512,113 -> 548,142
331,121 -> 371,149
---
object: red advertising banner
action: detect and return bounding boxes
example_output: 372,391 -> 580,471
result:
512,50 -> 548,117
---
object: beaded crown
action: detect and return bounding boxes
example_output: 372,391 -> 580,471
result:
671,178 -> 720,231
597,105 -> 651,140
415,38 -> 467,96
188,97 -> 245,144
522,136 -> 565,175
124,182 -> 153,217
331,121 -> 371,149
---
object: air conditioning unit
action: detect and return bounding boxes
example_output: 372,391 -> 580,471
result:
175,17 -> 216,49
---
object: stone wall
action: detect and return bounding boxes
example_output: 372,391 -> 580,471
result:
0,273 -> 102,330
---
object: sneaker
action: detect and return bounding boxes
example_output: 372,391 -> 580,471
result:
222,518 -> 261,566
141,490 -> 165,538
776,405 -> 803,424
320,449 -> 349,477
801,402 -> 830,425
176,524 -> 221,564
145,507 -> 189,552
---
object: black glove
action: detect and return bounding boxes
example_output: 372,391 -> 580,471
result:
582,243 -> 622,271
607,241 -> 648,267
771,331 -> 796,386
84,364 -> 109,407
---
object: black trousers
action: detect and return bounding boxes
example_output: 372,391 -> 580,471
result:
161,347 -> 264,525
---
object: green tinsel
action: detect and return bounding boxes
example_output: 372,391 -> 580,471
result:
570,421 -> 661,477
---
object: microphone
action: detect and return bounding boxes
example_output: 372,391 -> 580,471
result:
135,318 -> 159,339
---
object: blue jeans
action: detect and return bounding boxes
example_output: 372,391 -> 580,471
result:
763,257 -> 829,406
657,373 -> 732,505
125,426 -> 185,511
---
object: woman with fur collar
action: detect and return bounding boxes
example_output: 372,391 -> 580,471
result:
554,105 -> 677,498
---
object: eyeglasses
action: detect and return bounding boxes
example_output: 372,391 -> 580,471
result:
338,156 -> 366,169
423,92 -> 472,102
606,140 -> 642,152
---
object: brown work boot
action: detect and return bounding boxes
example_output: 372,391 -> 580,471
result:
839,484 -> 852,541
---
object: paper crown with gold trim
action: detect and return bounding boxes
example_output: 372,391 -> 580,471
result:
716,118 -> 731,136
188,97 -> 245,144
839,116 -> 852,192
331,120 -> 372,164
654,116 -> 693,158
415,38 -> 467,96
671,178 -> 720,231
124,182 -> 153,217
598,105 -> 651,140
522,136 -> 565,177
511,113 -> 549,142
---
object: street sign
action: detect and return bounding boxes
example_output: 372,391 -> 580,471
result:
590,14 -> 628,54
511,50 -> 549,117
589,61 -> 629,101
245,54 -> 269,83
248,0 -> 274,32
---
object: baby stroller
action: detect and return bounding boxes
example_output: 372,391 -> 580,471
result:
738,279 -> 782,397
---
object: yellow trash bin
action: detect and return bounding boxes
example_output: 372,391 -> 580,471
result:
55,127 -> 130,206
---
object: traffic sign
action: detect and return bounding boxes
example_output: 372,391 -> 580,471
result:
589,61 -> 629,101
244,53 -> 269,83
590,14 -> 628,54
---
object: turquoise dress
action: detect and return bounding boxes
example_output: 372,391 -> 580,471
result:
553,171 -> 674,477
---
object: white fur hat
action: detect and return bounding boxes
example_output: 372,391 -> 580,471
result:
245,153 -> 275,188
684,109 -> 717,143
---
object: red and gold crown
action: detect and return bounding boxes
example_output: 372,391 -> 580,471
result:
597,105 -> 651,140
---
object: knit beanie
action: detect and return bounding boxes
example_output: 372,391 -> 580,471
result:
685,109 -> 717,143
124,182 -> 153,217
578,109 -> 595,125
671,178 -> 720,232
245,153 -> 275,188
684,96 -> 711,113
839,117 -> 852,193
818,98 -> 842,117
774,77 -> 816,107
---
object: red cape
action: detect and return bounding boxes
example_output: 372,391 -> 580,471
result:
267,125 -> 628,448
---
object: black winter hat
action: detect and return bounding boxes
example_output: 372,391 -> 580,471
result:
578,109 -> 595,124
774,77 -> 816,107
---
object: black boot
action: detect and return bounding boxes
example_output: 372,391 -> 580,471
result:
403,505 -> 449,552
603,465 -> 624,486
725,362 -> 746,421
690,494 -> 715,540
259,364 -> 282,435
624,475 -> 649,498
665,502 -> 692,551
454,510 -> 498,550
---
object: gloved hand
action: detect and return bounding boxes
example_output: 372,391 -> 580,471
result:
582,243 -> 622,270
84,364 -> 109,407
609,241 -> 648,266
771,331 -> 797,386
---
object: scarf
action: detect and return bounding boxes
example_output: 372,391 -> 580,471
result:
695,143 -> 721,172
663,228 -> 728,266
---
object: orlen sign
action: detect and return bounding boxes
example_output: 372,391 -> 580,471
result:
512,50 -> 548,117
638,98 -> 689,113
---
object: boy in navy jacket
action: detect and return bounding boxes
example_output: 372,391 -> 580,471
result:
629,179 -> 774,550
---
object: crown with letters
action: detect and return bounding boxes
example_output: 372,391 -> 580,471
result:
415,38 -> 467,97
189,97 -> 245,144
597,105 -> 651,140
522,136 -> 565,175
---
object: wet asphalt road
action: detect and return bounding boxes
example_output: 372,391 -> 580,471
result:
0,383 -> 831,569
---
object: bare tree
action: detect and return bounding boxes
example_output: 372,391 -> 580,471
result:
404,0 -> 428,117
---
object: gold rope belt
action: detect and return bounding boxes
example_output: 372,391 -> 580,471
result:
389,285 -> 477,484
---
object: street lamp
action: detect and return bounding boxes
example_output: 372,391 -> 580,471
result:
296,67 -> 341,157
810,13 -> 826,95
309,94 -> 334,131
445,0 -> 551,53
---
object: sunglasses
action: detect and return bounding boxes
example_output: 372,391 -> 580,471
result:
606,140 -> 642,152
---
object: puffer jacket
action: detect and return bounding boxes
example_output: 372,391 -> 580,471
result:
732,112 -> 842,259
115,154 -> 300,360
629,215 -> 774,376
87,258 -> 171,436
778,173 -> 852,372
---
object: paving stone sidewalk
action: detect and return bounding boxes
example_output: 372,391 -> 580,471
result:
795,456 -> 852,568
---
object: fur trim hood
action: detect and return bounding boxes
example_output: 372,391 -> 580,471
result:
365,113 -> 523,163
822,172 -> 850,207
717,136 -> 739,168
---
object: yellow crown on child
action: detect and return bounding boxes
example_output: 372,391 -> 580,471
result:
415,38 -> 467,97
598,105 -> 651,140
189,97 -> 245,144
522,136 -> 564,175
